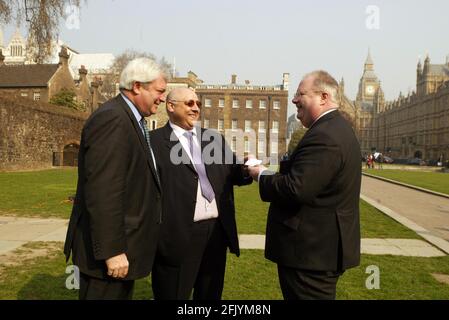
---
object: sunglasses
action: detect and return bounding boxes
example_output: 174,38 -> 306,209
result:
169,99 -> 202,108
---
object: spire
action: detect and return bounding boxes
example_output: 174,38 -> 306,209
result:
339,77 -> 345,93
365,48 -> 374,65
364,48 -> 374,71
417,58 -> 423,77
375,82 -> 384,97
423,54 -> 430,74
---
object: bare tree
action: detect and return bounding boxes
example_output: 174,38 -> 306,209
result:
101,49 -> 172,99
0,0 -> 83,63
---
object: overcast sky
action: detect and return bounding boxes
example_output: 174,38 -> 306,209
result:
3,0 -> 449,117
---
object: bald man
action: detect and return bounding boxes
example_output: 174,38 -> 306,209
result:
149,88 -> 252,300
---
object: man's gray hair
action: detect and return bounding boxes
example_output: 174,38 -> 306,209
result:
303,70 -> 340,105
119,57 -> 166,90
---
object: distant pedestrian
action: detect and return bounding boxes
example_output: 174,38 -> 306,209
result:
377,153 -> 384,169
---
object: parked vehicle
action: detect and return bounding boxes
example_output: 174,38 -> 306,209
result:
383,156 -> 394,164
407,158 -> 426,166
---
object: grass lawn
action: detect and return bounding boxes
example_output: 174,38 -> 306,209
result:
0,169 -> 421,239
363,169 -> 449,196
1,242 -> 448,300
0,169 -> 77,219
236,184 -> 419,239
359,200 -> 420,239
0,169 -> 445,300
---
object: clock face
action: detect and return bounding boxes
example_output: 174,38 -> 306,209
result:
366,85 -> 375,95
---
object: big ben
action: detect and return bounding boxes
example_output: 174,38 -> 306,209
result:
356,50 -> 381,107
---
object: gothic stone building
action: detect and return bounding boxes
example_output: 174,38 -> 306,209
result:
357,52 -> 449,163
375,55 -> 449,162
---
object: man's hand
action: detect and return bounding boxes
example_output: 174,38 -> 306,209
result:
247,165 -> 267,182
105,253 -> 129,279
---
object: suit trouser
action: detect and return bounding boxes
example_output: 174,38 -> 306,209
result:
277,265 -> 343,300
152,218 -> 228,300
79,272 -> 135,300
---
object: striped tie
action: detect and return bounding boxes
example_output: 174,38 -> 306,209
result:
184,131 -> 215,202
140,118 -> 160,183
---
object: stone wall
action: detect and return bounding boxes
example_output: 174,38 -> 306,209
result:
0,95 -> 87,171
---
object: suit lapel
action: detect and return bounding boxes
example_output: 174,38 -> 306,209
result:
116,95 -> 161,191
162,123 -> 197,174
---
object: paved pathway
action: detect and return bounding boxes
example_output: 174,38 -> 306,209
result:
361,175 -> 449,254
0,216 -> 446,258
238,235 -> 445,257
0,216 -> 67,256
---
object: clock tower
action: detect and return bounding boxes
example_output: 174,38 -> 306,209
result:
356,49 -> 381,108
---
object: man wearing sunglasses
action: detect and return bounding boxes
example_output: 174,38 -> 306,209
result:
150,87 -> 252,300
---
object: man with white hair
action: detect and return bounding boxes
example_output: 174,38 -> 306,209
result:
64,58 -> 167,299
248,70 -> 362,300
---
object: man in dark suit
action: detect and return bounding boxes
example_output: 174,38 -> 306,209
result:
248,70 -> 361,300
63,58 -> 167,299
150,87 -> 252,300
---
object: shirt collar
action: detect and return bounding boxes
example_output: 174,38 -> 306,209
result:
169,121 -> 197,137
121,93 -> 143,124
310,108 -> 337,128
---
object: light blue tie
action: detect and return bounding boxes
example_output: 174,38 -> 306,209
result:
184,131 -> 215,202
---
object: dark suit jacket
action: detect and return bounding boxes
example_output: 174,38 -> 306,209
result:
259,111 -> 361,272
150,123 -> 252,266
64,95 -> 162,280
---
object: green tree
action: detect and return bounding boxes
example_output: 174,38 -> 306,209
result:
288,127 -> 308,154
49,88 -> 85,111
0,0 -> 84,63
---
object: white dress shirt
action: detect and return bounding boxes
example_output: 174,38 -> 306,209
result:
169,122 -> 219,222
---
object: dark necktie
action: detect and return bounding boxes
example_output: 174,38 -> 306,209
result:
139,118 -> 160,183
184,131 -> 215,202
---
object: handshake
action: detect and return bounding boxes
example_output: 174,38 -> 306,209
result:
244,155 -> 268,182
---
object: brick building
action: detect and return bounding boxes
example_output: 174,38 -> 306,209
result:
149,72 -> 289,160
195,74 -> 289,160
0,47 -> 105,113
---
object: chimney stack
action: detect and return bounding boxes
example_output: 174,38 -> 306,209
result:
58,46 -> 70,67
79,65 -> 88,82
231,74 -> 237,84
282,73 -> 289,90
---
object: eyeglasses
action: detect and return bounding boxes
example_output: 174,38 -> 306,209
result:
169,99 -> 202,108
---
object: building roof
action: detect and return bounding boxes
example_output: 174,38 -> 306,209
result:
429,64 -> 449,76
0,64 -> 59,87
196,84 -> 285,91
69,53 -> 115,78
